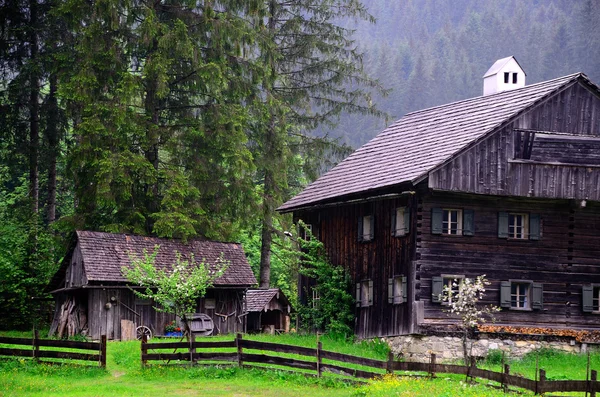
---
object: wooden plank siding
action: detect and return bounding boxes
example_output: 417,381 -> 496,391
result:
296,194 -> 417,339
429,81 -> 600,200
416,191 -> 600,331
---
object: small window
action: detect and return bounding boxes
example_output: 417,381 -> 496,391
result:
431,275 -> 464,304
511,282 -> 530,309
356,280 -> 373,307
583,285 -> 600,313
299,224 -> 312,241
358,215 -> 374,242
504,72 -> 510,84
442,209 -> 462,235
512,72 -> 518,84
311,288 -> 320,309
509,213 -> 528,239
392,207 -> 410,237
500,281 -> 543,310
388,275 -> 407,304
498,212 -> 541,240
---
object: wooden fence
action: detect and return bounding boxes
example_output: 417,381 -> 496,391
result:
0,331 -> 106,368
142,333 -> 600,395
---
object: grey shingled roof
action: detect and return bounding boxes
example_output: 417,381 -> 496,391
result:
245,289 -> 288,312
76,231 -> 256,286
279,73 -> 583,212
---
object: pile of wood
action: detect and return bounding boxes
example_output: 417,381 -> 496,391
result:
478,325 -> 600,343
48,296 -> 87,338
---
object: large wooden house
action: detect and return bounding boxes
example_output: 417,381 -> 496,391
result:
46,231 -> 257,340
279,57 -> 600,339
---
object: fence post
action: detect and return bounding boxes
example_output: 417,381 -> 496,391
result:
141,333 -> 147,368
386,351 -> 394,374
537,369 -> 546,396
503,364 -> 510,393
236,333 -> 243,368
316,341 -> 322,377
99,335 -> 107,368
189,333 -> 196,366
33,329 -> 39,363
591,369 -> 597,397
429,353 -> 436,378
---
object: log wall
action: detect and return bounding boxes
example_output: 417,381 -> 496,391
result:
416,191 -> 600,330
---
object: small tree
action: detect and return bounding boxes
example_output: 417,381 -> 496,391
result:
121,245 -> 228,337
294,222 -> 355,339
441,275 -> 500,365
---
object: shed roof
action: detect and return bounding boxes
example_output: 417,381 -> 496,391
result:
245,289 -> 290,312
279,73 -> 586,212
48,231 -> 257,291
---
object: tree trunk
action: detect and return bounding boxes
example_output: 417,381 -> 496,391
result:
144,43 -> 160,234
29,0 -> 40,216
45,73 -> 59,224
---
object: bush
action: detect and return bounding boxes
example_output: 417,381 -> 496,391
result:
485,349 -> 504,365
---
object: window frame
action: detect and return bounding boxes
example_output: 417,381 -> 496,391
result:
510,281 -> 531,310
508,213 -> 529,239
442,208 -> 463,235
431,274 -> 464,304
358,215 -> 374,242
392,207 -> 410,237
356,279 -> 373,307
388,275 -> 407,305
583,284 -> 600,313
442,274 -> 464,305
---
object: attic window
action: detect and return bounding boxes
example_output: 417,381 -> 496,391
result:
512,72 -> 518,84
504,72 -> 509,84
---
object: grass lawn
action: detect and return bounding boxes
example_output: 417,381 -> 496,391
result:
1,331 -> 596,396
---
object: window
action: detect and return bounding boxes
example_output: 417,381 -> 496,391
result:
431,275 -> 464,304
582,285 -> 600,313
504,72 -> 510,83
388,275 -> 407,304
358,215 -> 374,242
311,288 -> 320,309
511,282 -> 529,308
498,212 -> 540,240
392,207 -> 410,237
512,72 -> 518,84
432,208 -> 474,236
442,209 -> 462,235
299,223 -> 313,241
356,280 -> 373,307
500,281 -> 543,310
509,213 -> 528,239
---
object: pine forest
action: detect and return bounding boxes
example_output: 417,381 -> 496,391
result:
1,0 -> 599,330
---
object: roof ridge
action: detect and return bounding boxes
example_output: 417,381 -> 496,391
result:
76,230 -> 242,246
404,72 -> 581,118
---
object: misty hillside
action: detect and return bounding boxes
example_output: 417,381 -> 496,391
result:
325,0 -> 600,148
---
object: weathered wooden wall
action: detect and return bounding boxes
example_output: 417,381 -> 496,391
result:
196,289 -> 245,335
429,80 -> 600,200
297,194 -> 416,339
85,288 -> 244,340
64,245 -> 86,288
416,191 -> 600,331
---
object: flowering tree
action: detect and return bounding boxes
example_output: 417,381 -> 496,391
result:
121,245 -> 228,337
441,275 -> 500,365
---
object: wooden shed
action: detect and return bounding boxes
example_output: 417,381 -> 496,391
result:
46,231 -> 257,340
244,289 -> 291,333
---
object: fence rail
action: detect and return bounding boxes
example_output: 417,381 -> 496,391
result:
142,333 -> 600,395
0,331 -> 106,367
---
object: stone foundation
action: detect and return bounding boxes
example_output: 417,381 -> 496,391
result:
386,334 -> 595,362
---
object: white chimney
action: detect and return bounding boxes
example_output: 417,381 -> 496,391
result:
483,56 -> 526,95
